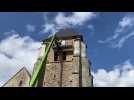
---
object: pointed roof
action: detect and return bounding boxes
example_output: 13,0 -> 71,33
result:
2,67 -> 31,87
43,28 -> 83,42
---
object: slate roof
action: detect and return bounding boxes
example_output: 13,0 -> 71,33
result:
43,28 -> 83,42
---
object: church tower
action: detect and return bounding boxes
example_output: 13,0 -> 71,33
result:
3,28 -> 93,87
33,28 -> 93,87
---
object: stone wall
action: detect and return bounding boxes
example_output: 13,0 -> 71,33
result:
47,47 -> 54,62
81,57 -> 93,87
43,63 -> 61,87
43,59 -> 81,87
62,61 -> 79,87
43,61 -> 79,87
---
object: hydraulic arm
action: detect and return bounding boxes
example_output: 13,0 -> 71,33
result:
29,34 -> 60,87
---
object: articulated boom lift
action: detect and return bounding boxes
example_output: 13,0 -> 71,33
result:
29,33 -> 61,87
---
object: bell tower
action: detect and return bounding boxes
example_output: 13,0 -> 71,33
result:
33,28 -> 93,87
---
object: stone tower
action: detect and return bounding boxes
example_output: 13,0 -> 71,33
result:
34,28 -> 93,87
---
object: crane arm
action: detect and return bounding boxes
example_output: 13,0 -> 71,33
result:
29,34 -> 57,87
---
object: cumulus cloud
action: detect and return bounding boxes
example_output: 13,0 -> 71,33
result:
55,12 -> 96,26
26,24 -> 36,33
93,60 -> 134,87
98,14 -> 134,49
42,12 -> 96,36
0,31 -> 41,86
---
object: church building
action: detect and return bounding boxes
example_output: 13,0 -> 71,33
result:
3,28 -> 93,87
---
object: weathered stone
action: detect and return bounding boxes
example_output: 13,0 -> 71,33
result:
3,67 -> 31,87
81,57 -> 93,87
43,63 -> 61,87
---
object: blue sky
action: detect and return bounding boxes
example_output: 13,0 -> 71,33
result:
1,12 -> 134,87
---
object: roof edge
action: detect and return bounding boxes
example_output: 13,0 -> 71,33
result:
2,67 -> 31,87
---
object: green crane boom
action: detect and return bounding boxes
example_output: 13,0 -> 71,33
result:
29,33 -> 60,87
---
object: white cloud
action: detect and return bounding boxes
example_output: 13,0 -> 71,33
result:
98,14 -> 134,49
117,15 -> 134,32
0,31 -> 41,86
43,23 -> 57,35
42,12 -> 97,35
93,60 -> 134,87
98,32 -> 120,44
55,12 -> 96,26
112,32 -> 134,48
26,24 -> 36,33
